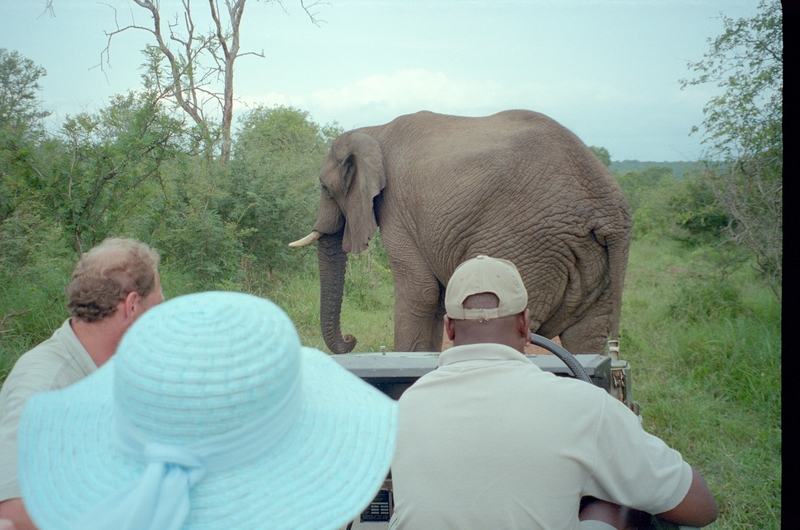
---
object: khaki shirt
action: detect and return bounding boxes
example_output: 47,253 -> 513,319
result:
0,319 -> 96,501
390,343 -> 692,530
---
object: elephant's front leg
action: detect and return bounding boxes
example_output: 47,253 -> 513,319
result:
392,268 -> 445,352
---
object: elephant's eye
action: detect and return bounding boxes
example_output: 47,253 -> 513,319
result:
320,184 -> 331,198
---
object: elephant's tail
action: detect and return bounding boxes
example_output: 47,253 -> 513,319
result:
607,225 -> 632,343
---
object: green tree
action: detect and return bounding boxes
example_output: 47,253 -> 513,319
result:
681,0 -> 782,300
615,167 -> 680,239
223,105 -> 340,275
589,146 -> 611,168
0,49 -> 51,221
40,91 -> 184,252
615,166 -> 674,214
0,51 -> 74,340
151,155 -> 249,290
0,48 -> 50,132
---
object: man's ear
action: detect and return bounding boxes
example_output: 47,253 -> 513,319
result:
518,309 -> 531,340
122,291 -> 140,322
445,315 -> 456,341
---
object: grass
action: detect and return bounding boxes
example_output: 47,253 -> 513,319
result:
250,247 -> 396,352
0,237 -> 781,528
620,238 -> 781,529
0,254 -> 73,380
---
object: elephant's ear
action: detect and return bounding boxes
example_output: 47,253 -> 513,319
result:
339,132 -> 386,254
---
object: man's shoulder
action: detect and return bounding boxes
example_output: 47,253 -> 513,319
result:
12,322 -> 74,367
1,320 -> 90,397
404,344 -> 610,402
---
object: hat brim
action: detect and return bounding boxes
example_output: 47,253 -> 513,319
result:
19,347 -> 397,530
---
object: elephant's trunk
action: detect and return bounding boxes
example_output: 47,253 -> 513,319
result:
318,230 -> 357,354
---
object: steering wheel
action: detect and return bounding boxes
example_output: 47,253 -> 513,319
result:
528,334 -> 593,385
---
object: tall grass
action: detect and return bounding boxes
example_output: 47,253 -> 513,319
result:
0,248 -> 74,379
620,238 -> 781,529
249,240 -> 396,352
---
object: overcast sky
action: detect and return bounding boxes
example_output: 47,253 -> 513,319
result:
1,0 -> 761,161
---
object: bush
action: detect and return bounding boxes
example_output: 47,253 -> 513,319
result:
668,173 -> 729,245
151,156 -> 250,290
0,219 -> 74,379
223,106 -> 342,273
616,167 -> 680,239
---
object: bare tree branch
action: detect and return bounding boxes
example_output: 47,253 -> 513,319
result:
38,0 -> 56,19
97,0 -> 327,163
0,309 -> 31,334
300,0 -> 329,25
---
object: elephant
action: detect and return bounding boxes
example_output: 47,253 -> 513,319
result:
290,110 -> 632,355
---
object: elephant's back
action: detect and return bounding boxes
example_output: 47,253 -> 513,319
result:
386,112 -> 625,226
380,111 -> 628,317
380,110 -> 614,192
379,110 -> 567,152
375,108 -> 630,254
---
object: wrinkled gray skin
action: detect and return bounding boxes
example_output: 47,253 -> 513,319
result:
300,110 -> 632,354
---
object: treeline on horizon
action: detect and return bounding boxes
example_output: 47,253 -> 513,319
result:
610,160 -> 696,179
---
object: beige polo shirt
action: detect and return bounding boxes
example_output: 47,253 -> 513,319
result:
390,343 -> 692,530
0,319 -> 96,501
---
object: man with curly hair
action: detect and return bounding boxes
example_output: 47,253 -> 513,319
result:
0,238 -> 163,530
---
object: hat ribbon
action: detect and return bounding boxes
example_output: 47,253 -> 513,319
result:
72,376 -> 303,530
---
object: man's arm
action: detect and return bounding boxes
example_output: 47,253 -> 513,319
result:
0,499 -> 35,530
656,467 -> 717,527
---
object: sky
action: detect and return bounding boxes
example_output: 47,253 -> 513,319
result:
1,0 -> 762,162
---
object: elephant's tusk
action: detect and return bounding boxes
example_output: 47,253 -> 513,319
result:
289,231 -> 323,248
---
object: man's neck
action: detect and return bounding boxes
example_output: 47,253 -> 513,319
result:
69,318 -> 124,367
452,323 -> 526,353
453,338 -> 524,352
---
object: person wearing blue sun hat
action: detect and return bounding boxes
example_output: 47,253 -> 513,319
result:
16,291 -> 398,530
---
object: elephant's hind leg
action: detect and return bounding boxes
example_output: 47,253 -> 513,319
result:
558,286 -> 614,355
392,269 -> 445,352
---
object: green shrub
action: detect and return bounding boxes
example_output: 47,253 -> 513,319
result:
150,156 -> 250,290
668,174 -> 729,246
0,220 -> 74,379
223,106 -> 341,272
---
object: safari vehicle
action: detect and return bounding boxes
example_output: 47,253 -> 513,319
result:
333,336 -> 639,530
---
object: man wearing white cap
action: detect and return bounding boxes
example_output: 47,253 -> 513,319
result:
0,238 -> 163,530
390,255 -> 717,529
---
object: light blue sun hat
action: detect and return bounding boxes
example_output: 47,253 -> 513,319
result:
18,291 -> 398,530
